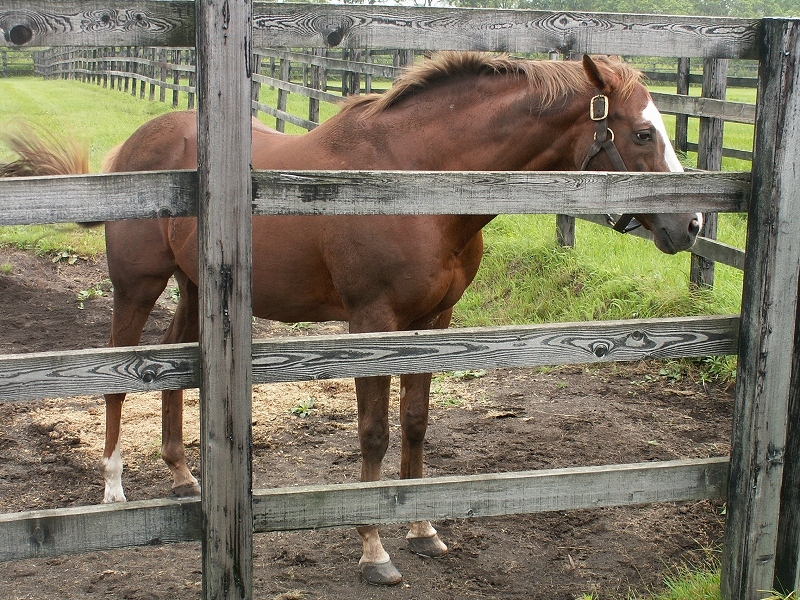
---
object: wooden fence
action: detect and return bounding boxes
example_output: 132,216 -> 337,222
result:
0,48 -> 33,76
0,3 -> 798,600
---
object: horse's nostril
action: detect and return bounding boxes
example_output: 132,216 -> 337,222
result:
689,218 -> 701,236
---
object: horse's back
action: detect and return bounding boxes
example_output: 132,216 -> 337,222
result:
107,110 -> 287,172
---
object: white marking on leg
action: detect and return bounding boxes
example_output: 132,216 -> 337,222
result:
358,526 -> 391,566
101,441 -> 126,503
407,521 -> 437,540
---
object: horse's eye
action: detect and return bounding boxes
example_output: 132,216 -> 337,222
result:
635,130 -> 653,142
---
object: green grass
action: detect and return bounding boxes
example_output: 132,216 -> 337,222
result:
0,78 -> 186,171
454,213 -> 744,327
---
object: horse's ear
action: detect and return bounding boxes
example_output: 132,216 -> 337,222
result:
582,55 -> 611,94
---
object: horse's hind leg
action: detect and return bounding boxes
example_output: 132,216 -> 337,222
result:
354,374 -> 403,585
401,309 -> 452,558
102,270 -> 174,503
159,271 -> 201,497
400,371 -> 448,558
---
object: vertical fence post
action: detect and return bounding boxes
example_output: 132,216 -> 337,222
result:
772,19 -> 800,596
276,58 -> 289,132
674,58 -> 690,153
172,49 -> 180,107
195,1 -> 253,599
309,48 -> 323,127
690,58 -> 727,289
188,49 -> 196,109
250,52 -> 262,118
721,17 -> 800,600
148,47 -> 156,101
158,48 -> 166,103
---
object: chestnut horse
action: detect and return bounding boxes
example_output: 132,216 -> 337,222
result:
5,52 -> 700,585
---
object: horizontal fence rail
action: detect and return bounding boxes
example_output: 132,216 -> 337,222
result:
0,315 -> 740,403
0,4 -> 760,59
0,457 -> 729,561
0,169 -> 751,225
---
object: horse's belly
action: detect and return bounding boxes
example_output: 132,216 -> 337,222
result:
250,217 -> 346,324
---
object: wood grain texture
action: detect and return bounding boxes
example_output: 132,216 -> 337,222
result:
250,4 -> 759,59
0,315 -> 740,403
0,1 -> 195,47
776,282 -> 800,594
0,170 -> 750,225
249,170 -> 751,216
0,3 -> 758,59
0,457 -> 728,561
195,0 -> 253,597
722,18 -> 800,600
0,170 -> 197,225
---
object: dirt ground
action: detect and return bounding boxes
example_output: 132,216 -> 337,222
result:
0,247 -> 733,599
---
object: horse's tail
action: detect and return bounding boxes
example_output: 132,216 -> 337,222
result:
0,123 -> 89,178
101,142 -> 123,173
1,123 -> 105,227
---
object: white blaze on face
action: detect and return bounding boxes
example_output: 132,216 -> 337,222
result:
643,99 -> 704,230
642,100 -> 684,173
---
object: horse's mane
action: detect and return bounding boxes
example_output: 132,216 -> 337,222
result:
0,123 -> 88,177
342,51 -> 643,117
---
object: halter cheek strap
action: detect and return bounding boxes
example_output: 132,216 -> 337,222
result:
579,91 -> 641,234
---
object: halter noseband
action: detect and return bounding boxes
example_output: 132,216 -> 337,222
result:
580,91 -> 641,234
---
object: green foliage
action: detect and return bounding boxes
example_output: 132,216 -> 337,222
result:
76,279 -> 111,309
290,397 -> 315,418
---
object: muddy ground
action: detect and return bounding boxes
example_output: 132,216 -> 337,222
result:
0,247 -> 732,599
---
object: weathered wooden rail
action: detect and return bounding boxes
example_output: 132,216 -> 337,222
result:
0,3 -> 798,600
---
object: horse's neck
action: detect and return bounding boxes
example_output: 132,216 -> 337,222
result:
336,80 -> 585,172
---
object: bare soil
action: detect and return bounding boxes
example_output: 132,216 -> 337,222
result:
0,247 -> 732,599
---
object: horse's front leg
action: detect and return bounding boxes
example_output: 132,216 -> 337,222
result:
101,392 -> 126,503
354,375 -> 402,586
400,371 -> 448,558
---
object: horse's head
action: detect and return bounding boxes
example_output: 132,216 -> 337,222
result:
577,55 -> 702,254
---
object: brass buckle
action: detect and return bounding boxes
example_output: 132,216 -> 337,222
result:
590,94 -> 609,121
594,127 -> 614,142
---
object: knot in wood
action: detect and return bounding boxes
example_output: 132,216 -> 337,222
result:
141,369 -> 157,384
9,24 -> 33,46
325,28 -> 344,47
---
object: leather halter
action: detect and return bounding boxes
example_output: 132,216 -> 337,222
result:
579,91 -> 641,234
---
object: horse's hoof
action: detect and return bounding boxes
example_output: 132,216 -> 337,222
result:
360,560 -> 403,586
172,482 -> 201,497
408,535 -> 448,558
